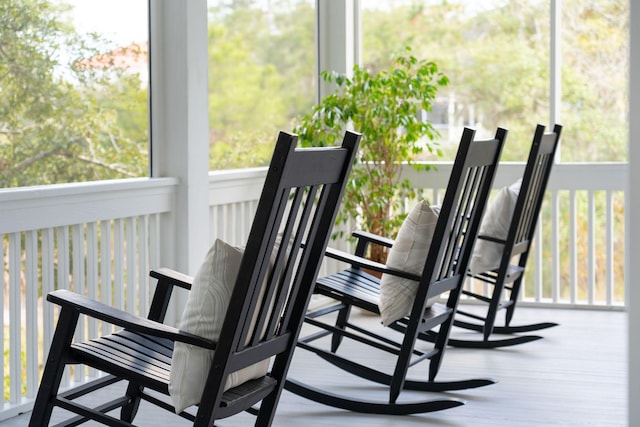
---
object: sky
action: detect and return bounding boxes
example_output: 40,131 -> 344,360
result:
63,0 -> 148,46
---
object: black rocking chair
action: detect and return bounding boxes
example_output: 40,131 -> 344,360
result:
441,123 -> 563,348
29,130 -> 360,426
284,127 -> 507,415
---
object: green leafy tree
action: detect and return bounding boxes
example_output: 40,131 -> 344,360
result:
294,49 -> 449,263
362,1 -> 548,160
0,0 -> 148,188
207,0 -> 316,169
559,0 -> 628,161
361,0 -> 627,162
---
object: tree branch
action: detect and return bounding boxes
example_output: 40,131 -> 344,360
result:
75,155 -> 138,177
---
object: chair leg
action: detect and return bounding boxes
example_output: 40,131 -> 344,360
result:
389,328 -> 420,403
254,356 -> 290,427
29,308 -> 80,427
120,383 -> 144,422
428,337 -> 446,382
504,277 -> 524,327
483,283 -> 504,341
254,387 -> 282,427
331,304 -> 352,352
429,306 -> 457,382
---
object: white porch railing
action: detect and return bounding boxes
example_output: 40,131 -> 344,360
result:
1,178 -> 177,419
403,162 -> 627,308
0,162 -> 627,420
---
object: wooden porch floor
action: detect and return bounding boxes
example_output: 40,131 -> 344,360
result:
9,305 -> 627,426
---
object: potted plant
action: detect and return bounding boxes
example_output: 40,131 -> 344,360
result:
295,47 -> 449,264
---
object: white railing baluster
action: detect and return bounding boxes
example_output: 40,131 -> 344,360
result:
114,219 -> 125,311
41,228 -> 55,364
9,233 -> 21,404
25,231 -> 38,399
56,226 -> 70,389
138,215 -> 149,316
533,228 -> 542,302
86,222 -> 99,378
1,235 -> 5,406
211,205 -> 223,243
606,191 -> 614,305
223,204 -> 231,243
86,222 -> 99,338
149,214 -> 160,273
218,205 -> 228,243
232,203 -> 240,246
126,217 -> 136,314
551,190 -> 560,303
100,220 -> 112,336
242,201 -> 252,247
72,223 -> 85,383
588,192 -> 596,304
570,190 -> 578,304
233,203 -> 242,246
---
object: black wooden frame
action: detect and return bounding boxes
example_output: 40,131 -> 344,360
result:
444,123 -> 564,348
284,127 -> 507,415
29,130 -> 360,427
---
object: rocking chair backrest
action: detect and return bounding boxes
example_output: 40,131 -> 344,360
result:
196,130 -> 360,424
414,127 -> 507,319
504,124 -> 562,266
449,123 -> 563,347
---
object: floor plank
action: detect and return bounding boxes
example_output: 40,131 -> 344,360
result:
8,305 -> 627,426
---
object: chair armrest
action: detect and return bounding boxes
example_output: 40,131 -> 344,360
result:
324,247 -> 421,281
146,267 -> 194,323
48,289 -> 216,350
352,230 -> 394,248
150,267 -> 193,290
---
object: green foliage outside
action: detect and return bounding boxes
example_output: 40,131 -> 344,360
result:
204,0 -> 627,170
0,0 -> 627,184
0,0 -> 149,188
294,49 -> 449,263
359,0 -> 627,163
207,0 -> 316,169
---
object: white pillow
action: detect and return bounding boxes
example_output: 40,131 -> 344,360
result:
169,239 -> 270,413
379,201 -> 439,326
468,179 -> 522,275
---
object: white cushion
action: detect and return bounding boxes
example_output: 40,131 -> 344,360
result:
379,201 -> 439,326
468,179 -> 522,275
169,239 -> 270,413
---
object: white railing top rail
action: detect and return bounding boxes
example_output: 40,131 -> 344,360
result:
1,162 -> 626,236
2,162 -> 626,238
208,167 -> 267,206
401,161 -> 627,191
0,177 -> 178,234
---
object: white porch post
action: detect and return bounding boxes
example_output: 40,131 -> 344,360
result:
316,0 -> 359,100
629,0 -> 639,425
549,0 -> 561,158
149,0 -> 210,321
